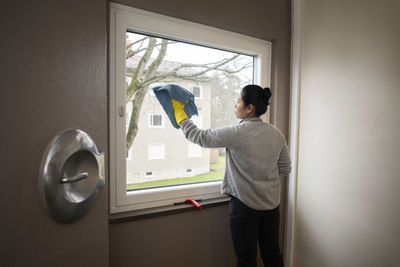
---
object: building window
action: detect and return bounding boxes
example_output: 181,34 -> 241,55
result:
148,144 -> 165,159
149,114 -> 163,128
125,112 -> 130,127
190,86 -> 201,98
126,150 -> 132,160
110,3 -> 271,213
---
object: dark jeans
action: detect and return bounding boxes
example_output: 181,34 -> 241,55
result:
229,196 -> 284,267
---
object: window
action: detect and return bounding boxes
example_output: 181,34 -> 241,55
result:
190,86 -> 202,98
110,3 -> 271,213
149,114 -> 163,128
126,150 -> 132,160
125,113 -> 130,127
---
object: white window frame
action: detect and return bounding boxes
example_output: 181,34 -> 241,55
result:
110,3 -> 271,213
148,114 -> 164,128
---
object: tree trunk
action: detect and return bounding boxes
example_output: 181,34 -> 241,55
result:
126,87 -> 148,154
125,39 -> 169,153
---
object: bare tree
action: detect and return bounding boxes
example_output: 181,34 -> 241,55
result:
125,36 -> 251,153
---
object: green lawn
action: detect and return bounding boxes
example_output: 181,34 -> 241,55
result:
127,156 -> 225,191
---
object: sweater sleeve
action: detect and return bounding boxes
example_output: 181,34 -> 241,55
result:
278,141 -> 292,176
180,119 -> 236,148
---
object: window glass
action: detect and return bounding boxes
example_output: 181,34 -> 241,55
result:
191,86 -> 201,98
149,114 -> 163,127
125,31 -> 254,191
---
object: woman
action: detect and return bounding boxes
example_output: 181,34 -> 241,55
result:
180,84 -> 291,267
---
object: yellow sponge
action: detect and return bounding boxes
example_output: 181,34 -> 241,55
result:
171,99 -> 188,126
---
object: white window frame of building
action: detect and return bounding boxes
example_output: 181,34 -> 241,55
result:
148,114 -> 164,128
110,3 -> 271,213
148,143 -> 165,160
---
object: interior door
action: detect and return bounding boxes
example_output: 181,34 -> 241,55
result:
0,1 -> 108,266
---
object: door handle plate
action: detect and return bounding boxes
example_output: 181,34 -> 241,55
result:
39,129 -> 105,223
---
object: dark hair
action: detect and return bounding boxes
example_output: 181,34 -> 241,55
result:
241,85 -> 271,116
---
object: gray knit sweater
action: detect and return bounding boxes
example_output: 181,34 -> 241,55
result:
180,117 -> 291,210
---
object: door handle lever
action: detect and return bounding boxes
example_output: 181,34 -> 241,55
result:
60,172 -> 89,184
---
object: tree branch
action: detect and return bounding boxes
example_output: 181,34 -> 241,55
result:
126,37 -> 148,54
141,54 -> 240,86
125,39 -> 170,151
126,37 -> 157,102
126,40 -> 176,59
145,39 -> 169,79
215,62 -> 252,75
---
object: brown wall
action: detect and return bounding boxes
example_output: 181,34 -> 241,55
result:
110,206 -> 236,267
110,1 -> 291,266
0,0 -> 109,266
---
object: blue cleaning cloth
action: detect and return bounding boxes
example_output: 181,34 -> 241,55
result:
152,84 -> 199,129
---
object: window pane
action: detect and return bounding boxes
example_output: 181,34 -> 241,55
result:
191,86 -> 201,98
152,115 -> 162,126
125,31 -> 254,191
149,114 -> 162,127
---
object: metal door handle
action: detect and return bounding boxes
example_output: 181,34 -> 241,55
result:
39,129 -> 105,223
61,172 -> 89,184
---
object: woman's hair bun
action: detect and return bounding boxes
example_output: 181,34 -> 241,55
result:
263,87 -> 271,105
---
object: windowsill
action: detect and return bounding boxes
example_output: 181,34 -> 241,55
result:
109,196 -> 230,223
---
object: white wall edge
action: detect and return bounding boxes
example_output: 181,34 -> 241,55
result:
285,0 -> 301,266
